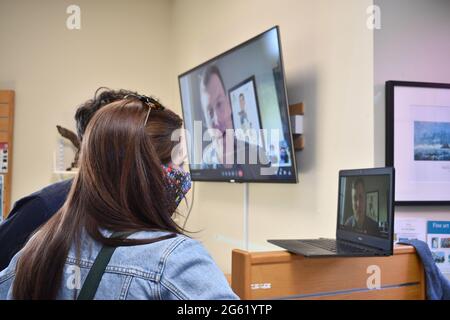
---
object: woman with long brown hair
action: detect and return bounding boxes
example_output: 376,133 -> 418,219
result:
0,95 -> 238,300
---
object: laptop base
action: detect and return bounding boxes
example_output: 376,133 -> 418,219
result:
268,238 -> 388,258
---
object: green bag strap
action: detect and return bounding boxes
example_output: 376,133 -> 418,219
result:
77,231 -> 133,300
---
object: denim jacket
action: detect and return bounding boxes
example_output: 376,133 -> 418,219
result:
0,230 -> 239,300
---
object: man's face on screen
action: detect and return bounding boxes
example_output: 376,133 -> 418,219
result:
205,73 -> 233,134
351,183 -> 366,223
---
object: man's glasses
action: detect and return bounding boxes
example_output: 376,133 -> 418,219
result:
123,93 -> 165,125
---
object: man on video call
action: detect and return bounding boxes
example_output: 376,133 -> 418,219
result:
345,178 -> 379,235
200,65 -> 270,178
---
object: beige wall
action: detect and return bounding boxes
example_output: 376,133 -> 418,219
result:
1,0 -> 374,274
171,0 -> 374,272
374,0 -> 450,222
0,0 -> 174,202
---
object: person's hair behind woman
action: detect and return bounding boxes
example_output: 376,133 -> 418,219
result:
12,99 -> 184,299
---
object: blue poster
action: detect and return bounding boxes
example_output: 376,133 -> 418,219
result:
427,221 -> 450,274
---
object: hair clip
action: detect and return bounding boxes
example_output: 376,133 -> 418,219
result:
123,93 -> 165,125
124,94 -> 165,111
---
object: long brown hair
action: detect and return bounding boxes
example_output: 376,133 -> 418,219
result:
12,99 -> 184,299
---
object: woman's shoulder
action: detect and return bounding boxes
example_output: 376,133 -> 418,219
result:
128,231 -> 209,261
126,230 -> 196,251
0,250 -> 22,299
110,231 -> 205,276
153,233 -> 239,300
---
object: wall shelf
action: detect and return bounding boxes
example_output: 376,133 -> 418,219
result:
289,102 -> 304,151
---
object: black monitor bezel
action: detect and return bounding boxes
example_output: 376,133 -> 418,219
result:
336,167 -> 395,253
177,26 -> 298,184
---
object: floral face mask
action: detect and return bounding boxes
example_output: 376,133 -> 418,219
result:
162,164 -> 192,210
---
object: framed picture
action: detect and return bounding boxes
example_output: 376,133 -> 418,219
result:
366,191 -> 379,223
228,76 -> 264,148
386,81 -> 450,205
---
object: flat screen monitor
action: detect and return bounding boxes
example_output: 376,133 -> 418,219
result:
178,26 -> 297,183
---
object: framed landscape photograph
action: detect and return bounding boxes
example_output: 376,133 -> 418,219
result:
386,81 -> 450,205
414,122 -> 450,161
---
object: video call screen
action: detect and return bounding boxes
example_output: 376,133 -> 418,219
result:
178,27 -> 297,183
338,175 -> 392,239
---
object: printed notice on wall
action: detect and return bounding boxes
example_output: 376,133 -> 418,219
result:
394,218 -> 427,243
0,143 -> 8,173
427,221 -> 450,275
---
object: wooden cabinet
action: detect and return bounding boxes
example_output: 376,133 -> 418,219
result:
232,245 -> 425,300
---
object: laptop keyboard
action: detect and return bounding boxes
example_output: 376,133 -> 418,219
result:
301,239 -> 372,253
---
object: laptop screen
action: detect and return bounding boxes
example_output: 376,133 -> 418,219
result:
338,174 -> 392,240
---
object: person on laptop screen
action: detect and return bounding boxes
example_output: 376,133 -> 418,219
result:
345,178 -> 379,235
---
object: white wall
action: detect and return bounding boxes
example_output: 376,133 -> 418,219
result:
171,0 -> 374,272
374,0 -> 450,221
0,0 -> 174,202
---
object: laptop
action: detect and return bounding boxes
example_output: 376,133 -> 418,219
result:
268,167 -> 395,257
